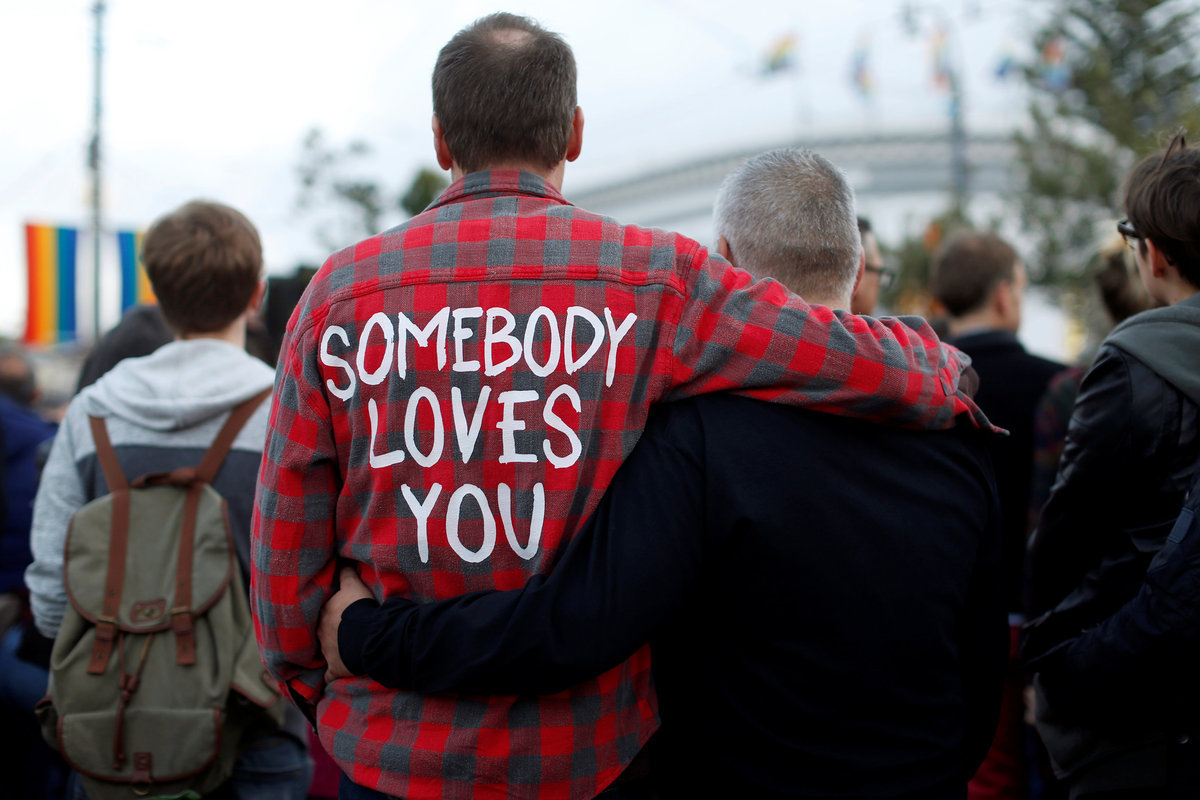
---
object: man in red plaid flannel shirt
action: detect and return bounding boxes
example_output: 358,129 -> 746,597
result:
251,12 -> 990,800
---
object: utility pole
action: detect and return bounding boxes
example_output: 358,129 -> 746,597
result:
89,1 -> 105,341
947,49 -> 968,216
903,2 -> 970,216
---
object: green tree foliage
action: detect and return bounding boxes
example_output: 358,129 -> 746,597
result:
888,208 -> 971,318
1015,0 -> 1200,286
295,128 -> 447,254
400,168 -> 449,217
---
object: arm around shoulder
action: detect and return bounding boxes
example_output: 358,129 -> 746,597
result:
667,248 -> 986,431
331,401 -> 712,695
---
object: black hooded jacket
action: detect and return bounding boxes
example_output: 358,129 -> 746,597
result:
1026,291 -> 1200,790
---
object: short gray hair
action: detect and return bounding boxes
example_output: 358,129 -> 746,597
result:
712,148 -> 860,301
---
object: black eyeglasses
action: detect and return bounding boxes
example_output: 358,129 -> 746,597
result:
1117,218 -> 1140,249
864,264 -> 897,289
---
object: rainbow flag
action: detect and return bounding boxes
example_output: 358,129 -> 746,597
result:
930,26 -> 952,91
1041,35 -> 1070,93
761,33 -> 798,77
24,223 -> 78,345
117,229 -> 155,311
850,34 -> 874,99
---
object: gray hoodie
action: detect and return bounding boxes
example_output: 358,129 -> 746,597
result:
26,339 -> 275,639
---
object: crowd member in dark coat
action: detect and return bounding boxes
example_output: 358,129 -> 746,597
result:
931,231 -> 1066,800
0,349 -> 63,800
1025,129 -> 1200,799
317,148 -> 1008,800
932,232 -> 1067,616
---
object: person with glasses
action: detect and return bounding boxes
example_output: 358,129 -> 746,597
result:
1026,128 -> 1200,798
852,216 -> 895,315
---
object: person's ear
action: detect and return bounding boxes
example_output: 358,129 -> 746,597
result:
432,114 -> 454,171
992,280 -> 1013,317
248,279 -> 268,315
1145,238 -> 1172,278
716,235 -> 736,267
565,106 -> 585,163
851,248 -> 866,299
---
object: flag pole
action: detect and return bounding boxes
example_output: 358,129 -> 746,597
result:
89,1 -> 105,342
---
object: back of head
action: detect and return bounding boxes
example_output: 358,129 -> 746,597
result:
141,201 -> 262,335
1094,241 -> 1155,324
1123,130 -> 1200,289
433,13 -> 577,174
930,231 -> 1018,318
0,343 -> 37,407
712,148 -> 860,303
75,305 -> 173,393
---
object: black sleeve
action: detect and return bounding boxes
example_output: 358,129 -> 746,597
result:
338,401 -> 709,695
959,450 -> 1010,774
1028,348 -> 1134,615
1035,493 -> 1200,719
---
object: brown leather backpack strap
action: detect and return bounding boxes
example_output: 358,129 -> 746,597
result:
171,483 -> 204,666
194,389 -> 271,483
87,416 -> 131,675
89,415 -> 129,492
170,388 -> 269,664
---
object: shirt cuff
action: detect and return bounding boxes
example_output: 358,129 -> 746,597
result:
337,597 -> 381,677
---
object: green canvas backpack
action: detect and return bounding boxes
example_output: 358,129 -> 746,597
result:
37,389 -> 285,800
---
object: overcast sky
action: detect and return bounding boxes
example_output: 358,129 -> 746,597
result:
0,0 -> 1037,340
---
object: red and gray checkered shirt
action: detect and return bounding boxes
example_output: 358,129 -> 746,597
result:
252,170 -> 989,799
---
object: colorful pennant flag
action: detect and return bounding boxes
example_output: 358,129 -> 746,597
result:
994,44 -> 1018,81
24,223 -> 78,345
850,33 -> 874,99
1041,35 -> 1070,93
117,229 -> 155,311
930,26 -> 952,91
761,33 -> 798,77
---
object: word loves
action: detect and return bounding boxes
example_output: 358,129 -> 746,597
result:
319,305 -> 638,564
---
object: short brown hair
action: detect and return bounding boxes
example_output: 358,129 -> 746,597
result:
141,201 -> 262,334
432,12 -> 577,174
930,231 -> 1019,317
1123,129 -> 1200,289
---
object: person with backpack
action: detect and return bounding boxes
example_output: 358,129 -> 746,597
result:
25,200 -> 310,799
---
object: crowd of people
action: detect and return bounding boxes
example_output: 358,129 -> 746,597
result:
1,11 -> 1198,800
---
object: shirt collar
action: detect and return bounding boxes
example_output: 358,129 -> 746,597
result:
950,328 -> 1022,350
428,169 -> 570,211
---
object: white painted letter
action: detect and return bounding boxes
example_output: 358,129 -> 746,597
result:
396,307 -> 450,380
403,387 -> 444,468
497,482 -> 545,560
367,398 -> 404,468
452,307 -> 483,372
400,483 -> 442,563
356,313 -> 395,387
496,390 -> 539,464
451,386 -> 492,463
320,325 -> 356,401
543,385 -> 583,469
564,307 -> 605,375
484,307 -> 522,376
522,306 -> 562,378
445,484 -> 495,563
603,309 -> 638,387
